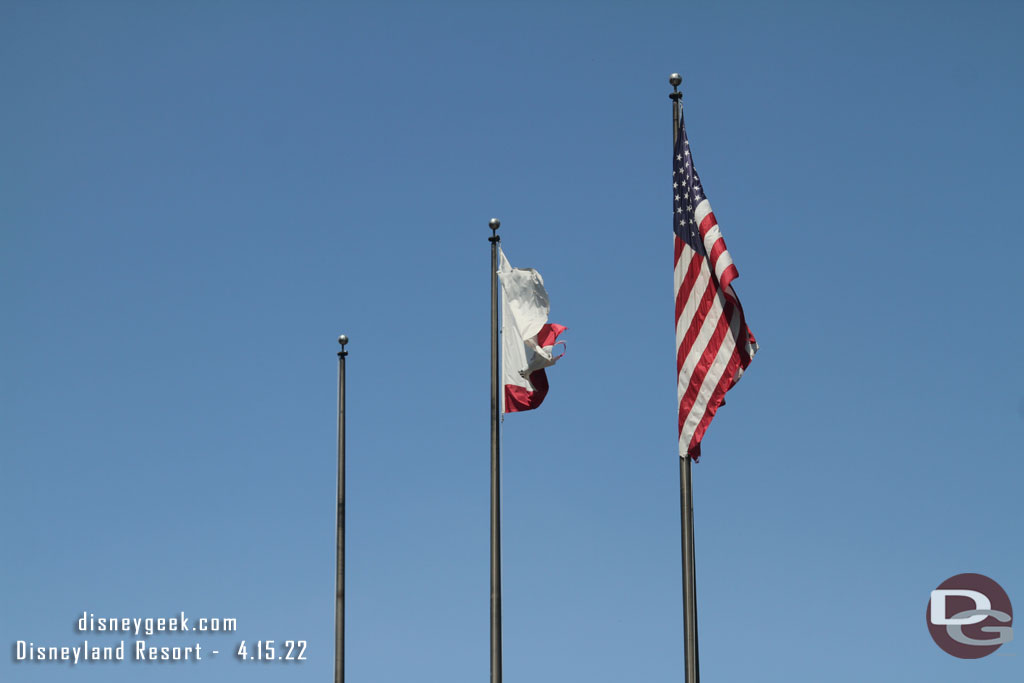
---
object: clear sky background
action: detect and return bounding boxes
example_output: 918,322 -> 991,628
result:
2,1 -> 1022,681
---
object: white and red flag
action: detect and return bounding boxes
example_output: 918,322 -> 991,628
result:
499,248 -> 566,413
673,105 -> 758,460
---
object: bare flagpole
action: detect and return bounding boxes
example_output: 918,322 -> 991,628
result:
488,218 -> 503,683
335,334 -> 349,683
670,73 -> 700,683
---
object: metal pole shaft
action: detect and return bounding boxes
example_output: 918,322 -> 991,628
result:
335,336 -> 348,683
670,74 -> 700,683
488,219 -> 502,683
679,457 -> 699,682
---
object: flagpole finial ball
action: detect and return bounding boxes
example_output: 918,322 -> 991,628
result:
338,334 -> 349,346
489,218 -> 500,231
669,73 -> 682,88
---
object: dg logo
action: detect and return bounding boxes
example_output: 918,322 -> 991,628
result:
927,573 -> 1013,658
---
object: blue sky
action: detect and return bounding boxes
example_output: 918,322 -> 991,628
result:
2,1 -> 1022,681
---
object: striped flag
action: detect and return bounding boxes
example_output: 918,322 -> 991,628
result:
499,247 -> 567,413
674,104 -> 757,460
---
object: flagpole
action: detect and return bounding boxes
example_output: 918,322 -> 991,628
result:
488,217 -> 503,683
335,334 -> 348,683
670,72 -> 700,683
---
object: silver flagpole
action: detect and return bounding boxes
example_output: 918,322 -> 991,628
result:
488,217 -> 503,683
670,73 -> 700,683
335,334 -> 348,683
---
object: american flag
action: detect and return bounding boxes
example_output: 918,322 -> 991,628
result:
673,104 -> 757,460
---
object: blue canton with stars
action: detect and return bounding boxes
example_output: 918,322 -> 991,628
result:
673,113 -> 707,256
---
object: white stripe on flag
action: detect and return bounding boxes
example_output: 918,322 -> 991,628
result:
694,199 -> 712,226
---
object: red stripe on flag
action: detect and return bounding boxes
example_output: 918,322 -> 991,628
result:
536,323 -> 567,348
504,370 -> 549,413
719,264 -> 739,291
698,211 -> 717,238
